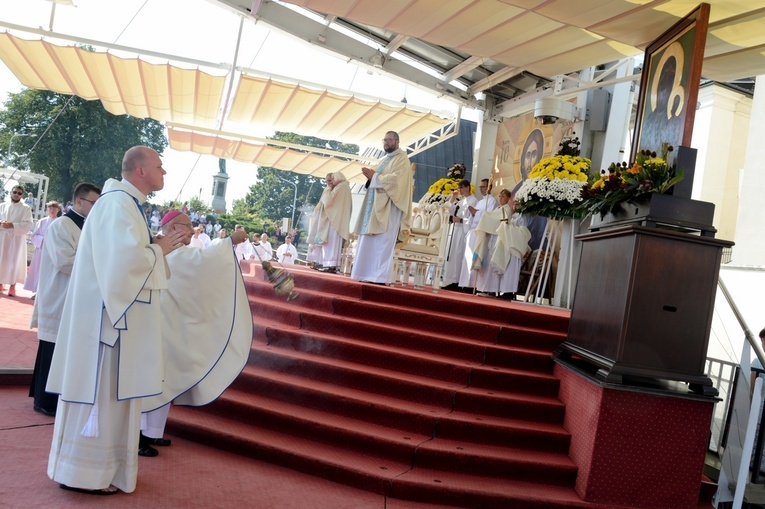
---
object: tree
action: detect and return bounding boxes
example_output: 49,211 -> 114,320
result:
0,89 -> 167,202
237,132 -> 358,229
187,196 -> 211,215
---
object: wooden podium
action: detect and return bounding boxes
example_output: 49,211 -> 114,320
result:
556,221 -> 732,396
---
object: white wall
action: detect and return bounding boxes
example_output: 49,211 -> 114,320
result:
692,84 -> 751,243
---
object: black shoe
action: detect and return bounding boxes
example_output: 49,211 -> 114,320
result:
441,283 -> 459,292
138,445 -> 158,457
143,436 -> 171,447
140,432 -> 171,447
33,405 -> 56,417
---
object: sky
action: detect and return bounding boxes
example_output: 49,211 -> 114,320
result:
0,0 -> 473,207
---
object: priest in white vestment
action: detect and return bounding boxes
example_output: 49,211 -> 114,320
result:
308,172 -> 352,271
473,189 -> 530,298
46,147 -> 188,495
24,201 -> 62,293
459,179 -> 498,290
351,131 -> 413,283
0,185 -> 33,296
29,183 -> 101,416
441,179 -> 476,290
140,211 -> 253,451
255,233 -> 273,262
276,235 -> 298,264
234,226 -> 255,260
307,176 -> 330,266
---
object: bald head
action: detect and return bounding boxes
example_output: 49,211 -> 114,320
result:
121,146 -> 166,195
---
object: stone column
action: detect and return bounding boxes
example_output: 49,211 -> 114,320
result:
733,75 -> 765,266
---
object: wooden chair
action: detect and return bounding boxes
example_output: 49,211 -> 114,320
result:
389,203 -> 450,292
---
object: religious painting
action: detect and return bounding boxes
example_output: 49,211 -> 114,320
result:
632,3 -> 709,161
492,111 -> 574,195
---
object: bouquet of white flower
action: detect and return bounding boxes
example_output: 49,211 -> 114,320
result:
514,154 -> 590,218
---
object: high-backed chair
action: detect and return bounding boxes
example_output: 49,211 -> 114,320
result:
389,203 -> 450,292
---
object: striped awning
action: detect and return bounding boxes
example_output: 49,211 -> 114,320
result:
228,75 -> 452,148
0,32 -> 226,126
167,127 -> 369,183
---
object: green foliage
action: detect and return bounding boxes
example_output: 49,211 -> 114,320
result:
216,212 -> 268,237
237,131 -> 358,227
0,89 -> 167,202
187,195 -> 211,215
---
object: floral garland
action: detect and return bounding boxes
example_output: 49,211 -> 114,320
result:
514,139 -> 590,218
580,143 -> 683,216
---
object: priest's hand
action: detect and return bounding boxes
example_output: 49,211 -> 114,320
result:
154,229 -> 187,255
361,167 -> 375,180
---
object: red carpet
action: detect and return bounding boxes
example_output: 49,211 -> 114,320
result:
166,263 -> 653,508
0,264 -> 715,508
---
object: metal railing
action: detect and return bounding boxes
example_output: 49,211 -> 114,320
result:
706,278 -> 764,457
706,356 -> 739,453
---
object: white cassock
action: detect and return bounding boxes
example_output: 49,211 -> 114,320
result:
474,206 -> 530,294
256,241 -> 273,262
308,180 -> 353,268
319,222 -> 343,267
24,215 -> 56,292
441,196 -> 476,286
351,149 -> 412,283
234,240 -> 255,260
276,243 -> 298,264
459,194 -> 498,288
47,178 -> 168,493
141,239 -> 254,438
0,200 -> 33,285
29,210 -> 86,414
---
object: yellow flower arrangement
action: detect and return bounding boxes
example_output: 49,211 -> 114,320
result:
515,137 -> 590,218
419,163 -> 474,206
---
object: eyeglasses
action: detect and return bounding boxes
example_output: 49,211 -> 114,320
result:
80,198 -> 97,204
174,222 -> 194,229
11,191 -> 23,196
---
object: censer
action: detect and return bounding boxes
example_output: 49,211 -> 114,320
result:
254,244 -> 299,301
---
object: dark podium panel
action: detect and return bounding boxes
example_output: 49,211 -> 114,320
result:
557,225 -> 733,395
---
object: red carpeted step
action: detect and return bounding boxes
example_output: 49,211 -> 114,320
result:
231,365 -> 450,435
169,267 -> 613,507
388,467 -> 636,509
433,410 -> 571,453
265,326 -> 478,384
451,386 -> 565,423
411,437 -> 577,485
247,343 -> 466,407
299,311 -> 492,359
166,404 -> 409,495
191,388 -> 431,463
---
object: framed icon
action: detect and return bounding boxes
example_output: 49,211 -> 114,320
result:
632,3 -> 709,161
